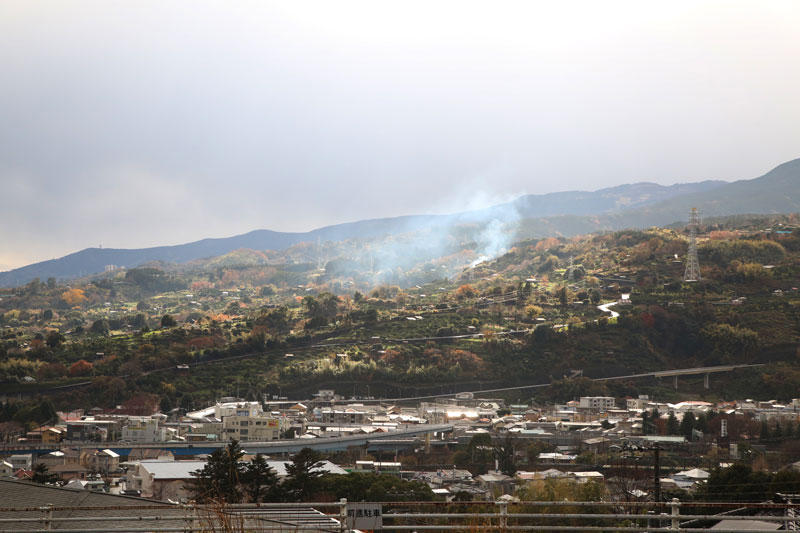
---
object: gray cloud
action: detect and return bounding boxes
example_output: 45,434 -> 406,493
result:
2,1 -> 800,270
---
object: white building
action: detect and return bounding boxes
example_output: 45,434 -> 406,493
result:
121,417 -> 167,443
127,460 -> 207,501
318,407 -> 370,425
187,401 -> 264,421
314,390 -> 337,402
222,414 -> 280,441
579,397 -> 616,410
7,454 -> 32,471
626,395 -> 650,410
187,401 -> 279,441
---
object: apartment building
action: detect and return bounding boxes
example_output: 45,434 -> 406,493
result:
121,417 -> 167,443
578,396 -> 616,410
222,414 -> 280,441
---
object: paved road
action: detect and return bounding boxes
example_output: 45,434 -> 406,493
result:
353,363 -> 766,403
597,301 -> 620,318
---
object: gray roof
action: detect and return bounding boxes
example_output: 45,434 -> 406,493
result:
138,459 -> 207,480
0,479 -> 341,531
265,459 -> 347,478
231,508 -> 341,532
477,473 -> 512,482
135,458 -> 346,480
0,479 -> 188,531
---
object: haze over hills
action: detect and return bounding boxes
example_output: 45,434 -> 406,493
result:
2,157 -> 799,288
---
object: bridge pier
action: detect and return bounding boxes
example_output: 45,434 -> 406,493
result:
674,375 -> 678,390
704,373 -> 709,389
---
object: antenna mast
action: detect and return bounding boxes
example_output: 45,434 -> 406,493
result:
684,208 -> 701,282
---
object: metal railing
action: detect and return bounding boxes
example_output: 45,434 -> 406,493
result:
1,499 -> 798,532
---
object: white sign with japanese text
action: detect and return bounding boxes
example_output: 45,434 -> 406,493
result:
345,502 -> 383,530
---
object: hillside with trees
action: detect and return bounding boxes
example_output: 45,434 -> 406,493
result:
1,214 -> 799,426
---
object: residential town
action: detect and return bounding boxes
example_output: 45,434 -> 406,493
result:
3,389 -> 800,505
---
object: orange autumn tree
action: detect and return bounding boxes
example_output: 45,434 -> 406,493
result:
69,359 -> 93,377
191,280 -> 213,291
62,288 -> 87,306
535,237 -> 560,251
455,284 -> 477,301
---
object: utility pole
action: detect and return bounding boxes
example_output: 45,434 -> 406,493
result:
653,443 -> 661,503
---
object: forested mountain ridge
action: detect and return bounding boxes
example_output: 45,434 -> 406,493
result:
3,157 -> 799,287
1,213 -> 799,413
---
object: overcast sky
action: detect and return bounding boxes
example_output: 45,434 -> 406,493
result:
2,1 -> 800,271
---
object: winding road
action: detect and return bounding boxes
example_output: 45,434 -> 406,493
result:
597,300 -> 620,318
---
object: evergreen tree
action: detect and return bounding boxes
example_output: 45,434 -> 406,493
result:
467,433 -> 494,474
316,472 -> 434,502
243,454 -> 280,503
159,396 -> 172,414
666,412 -> 679,435
90,319 -> 109,335
694,412 -> 708,433
679,412 -> 696,440
36,399 -> 57,425
284,448 -> 324,501
557,286 -> 569,306
32,463 -> 52,484
187,440 -> 245,503
493,434 -> 517,476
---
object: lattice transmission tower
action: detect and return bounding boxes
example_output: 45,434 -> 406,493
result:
684,207 -> 701,282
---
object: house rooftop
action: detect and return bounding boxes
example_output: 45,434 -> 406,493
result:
137,460 -> 207,480
0,479 -> 188,530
